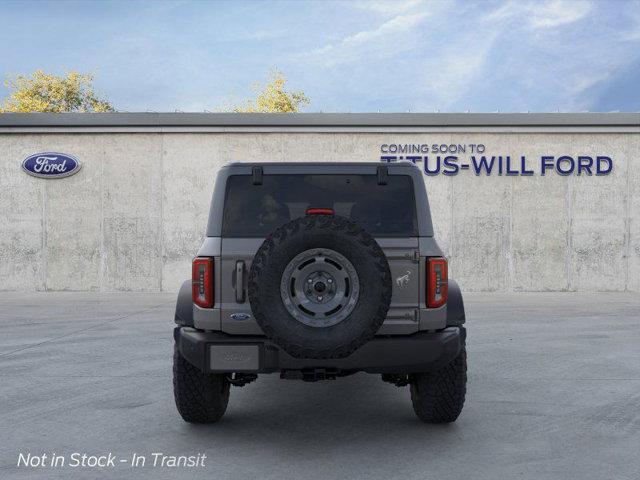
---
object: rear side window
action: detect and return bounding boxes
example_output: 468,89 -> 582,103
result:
222,174 -> 417,237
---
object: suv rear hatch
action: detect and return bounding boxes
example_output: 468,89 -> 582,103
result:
219,171 -> 421,336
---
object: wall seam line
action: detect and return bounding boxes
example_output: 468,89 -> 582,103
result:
450,173 -> 454,277
625,146 -> 631,291
159,133 -> 165,293
508,172 -> 514,292
99,136 -> 105,292
566,167 -> 573,291
41,148 -> 48,291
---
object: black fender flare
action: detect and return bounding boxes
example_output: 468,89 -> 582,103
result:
446,279 -> 465,327
175,279 -> 194,327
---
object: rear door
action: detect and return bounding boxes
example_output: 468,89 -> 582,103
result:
219,238 -> 262,334
219,172 -> 421,335
377,238 -> 420,334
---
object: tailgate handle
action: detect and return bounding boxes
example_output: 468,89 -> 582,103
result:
235,261 -> 246,303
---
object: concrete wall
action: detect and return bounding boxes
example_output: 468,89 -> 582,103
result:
0,130 -> 638,292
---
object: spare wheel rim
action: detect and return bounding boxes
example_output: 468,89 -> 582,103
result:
279,248 -> 360,327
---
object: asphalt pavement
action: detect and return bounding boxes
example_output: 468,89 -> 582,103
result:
1,291 -> 639,480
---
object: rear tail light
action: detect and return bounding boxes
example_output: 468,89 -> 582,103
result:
306,208 -> 335,215
427,257 -> 448,308
192,257 -> 214,308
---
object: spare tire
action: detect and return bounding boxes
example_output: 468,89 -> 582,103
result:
248,214 -> 392,359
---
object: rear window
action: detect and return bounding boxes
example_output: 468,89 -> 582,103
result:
222,174 -> 417,237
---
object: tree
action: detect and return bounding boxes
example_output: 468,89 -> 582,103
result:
234,70 -> 309,113
1,70 -> 114,113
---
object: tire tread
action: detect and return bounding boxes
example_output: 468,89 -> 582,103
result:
248,214 -> 392,359
173,345 -> 230,423
410,346 -> 467,423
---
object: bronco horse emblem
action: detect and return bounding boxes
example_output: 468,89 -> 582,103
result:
396,270 -> 411,288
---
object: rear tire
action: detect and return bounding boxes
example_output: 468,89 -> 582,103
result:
410,346 -> 467,423
173,344 -> 230,423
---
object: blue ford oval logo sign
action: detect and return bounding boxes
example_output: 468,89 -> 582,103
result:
230,313 -> 251,321
22,152 -> 81,179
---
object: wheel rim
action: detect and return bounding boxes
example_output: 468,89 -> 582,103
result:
280,248 -> 360,327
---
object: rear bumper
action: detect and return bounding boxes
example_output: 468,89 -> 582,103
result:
174,326 -> 464,375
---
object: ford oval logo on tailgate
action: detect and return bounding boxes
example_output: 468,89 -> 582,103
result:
22,152 -> 81,179
230,313 -> 251,321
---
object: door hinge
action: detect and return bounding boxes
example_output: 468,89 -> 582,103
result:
235,261 -> 246,303
377,165 -> 388,185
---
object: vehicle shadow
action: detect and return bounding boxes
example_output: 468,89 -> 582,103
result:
180,373 -> 462,452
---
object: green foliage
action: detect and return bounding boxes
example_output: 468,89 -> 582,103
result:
1,70 -> 114,113
234,70 -> 309,113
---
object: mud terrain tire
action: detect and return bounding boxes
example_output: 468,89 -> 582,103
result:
248,214 -> 392,359
410,345 -> 467,423
173,344 -> 230,423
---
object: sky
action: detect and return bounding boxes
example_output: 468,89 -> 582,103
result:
0,0 -> 639,112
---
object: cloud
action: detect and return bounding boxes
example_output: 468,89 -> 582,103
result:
301,11 -> 430,66
529,0 -> 592,28
370,0 -> 597,111
474,0 -> 640,111
484,0 -> 592,30
350,0 -> 431,16
619,0 -> 640,41
289,0 -> 640,112
483,1 -> 523,23
418,26 -> 500,110
10,0 -> 635,112
410,0 -> 640,112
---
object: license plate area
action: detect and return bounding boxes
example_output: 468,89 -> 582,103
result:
209,344 -> 260,372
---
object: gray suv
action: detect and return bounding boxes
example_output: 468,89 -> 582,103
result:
173,162 -> 467,423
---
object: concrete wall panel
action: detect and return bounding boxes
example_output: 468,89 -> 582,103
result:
102,134 -> 162,291
331,134 -> 373,162
625,135 -> 640,292
510,134 -> 570,291
43,136 -> 102,290
450,134 -> 511,291
0,135 -> 45,290
569,135 -> 628,291
0,128 -> 636,292
161,134 -> 226,291
225,133 -> 284,163
281,133 -> 337,161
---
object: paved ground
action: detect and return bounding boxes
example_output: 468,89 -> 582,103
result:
0,292 -> 639,480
